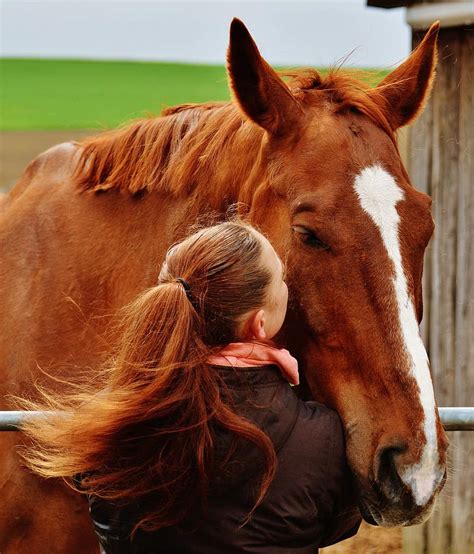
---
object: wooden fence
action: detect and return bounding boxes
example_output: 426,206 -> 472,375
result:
404,19 -> 473,554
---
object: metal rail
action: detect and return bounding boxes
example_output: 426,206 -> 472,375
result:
1,407 -> 473,432
439,407 -> 474,431
0,411 -> 54,431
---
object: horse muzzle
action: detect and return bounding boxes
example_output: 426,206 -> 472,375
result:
357,444 -> 447,527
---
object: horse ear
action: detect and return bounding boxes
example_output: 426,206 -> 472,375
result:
227,18 -> 301,135
371,21 -> 440,130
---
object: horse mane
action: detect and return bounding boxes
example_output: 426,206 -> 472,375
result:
75,69 -> 395,196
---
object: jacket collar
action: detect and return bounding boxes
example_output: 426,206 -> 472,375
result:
212,363 -> 287,390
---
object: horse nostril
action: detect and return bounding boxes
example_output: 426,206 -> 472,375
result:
376,443 -> 408,502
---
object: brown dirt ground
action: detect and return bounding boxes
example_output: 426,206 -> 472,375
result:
1,129 -> 404,553
321,522 -> 402,554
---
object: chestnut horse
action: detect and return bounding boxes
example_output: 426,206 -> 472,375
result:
0,19 -> 448,553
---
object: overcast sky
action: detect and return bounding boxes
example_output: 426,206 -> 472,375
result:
2,1 -> 410,67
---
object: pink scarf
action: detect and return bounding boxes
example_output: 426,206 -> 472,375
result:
208,342 -> 299,385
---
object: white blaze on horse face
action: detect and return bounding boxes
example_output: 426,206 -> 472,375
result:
354,165 -> 440,506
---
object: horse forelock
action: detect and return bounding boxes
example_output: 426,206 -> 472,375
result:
74,69 -> 397,198
285,69 -> 396,144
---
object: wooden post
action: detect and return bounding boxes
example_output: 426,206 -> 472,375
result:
368,2 -> 473,552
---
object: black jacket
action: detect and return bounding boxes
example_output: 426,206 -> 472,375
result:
85,365 -> 361,553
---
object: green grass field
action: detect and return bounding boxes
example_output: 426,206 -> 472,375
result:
1,59 -> 388,131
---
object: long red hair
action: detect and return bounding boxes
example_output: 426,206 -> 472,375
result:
18,221 -> 277,533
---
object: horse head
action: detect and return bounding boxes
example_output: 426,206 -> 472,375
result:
228,19 -> 448,527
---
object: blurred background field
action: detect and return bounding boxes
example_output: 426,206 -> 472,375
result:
1,58 -> 388,130
1,59 -> 230,130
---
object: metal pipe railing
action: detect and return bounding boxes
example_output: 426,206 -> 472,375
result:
438,407 -> 474,431
0,407 -> 473,432
0,411 -> 52,431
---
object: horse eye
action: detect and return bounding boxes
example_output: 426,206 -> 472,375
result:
292,225 -> 329,249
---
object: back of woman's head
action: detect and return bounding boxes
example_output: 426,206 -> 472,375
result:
19,220 -> 278,534
159,221 -> 271,345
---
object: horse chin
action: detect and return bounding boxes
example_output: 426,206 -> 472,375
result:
359,492 -> 438,528
359,500 -> 380,526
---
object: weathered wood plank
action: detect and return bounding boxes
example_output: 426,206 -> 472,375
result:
451,24 -> 474,554
404,24 -> 474,554
424,33 -> 458,551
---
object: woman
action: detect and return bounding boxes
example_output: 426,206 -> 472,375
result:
19,221 -> 361,553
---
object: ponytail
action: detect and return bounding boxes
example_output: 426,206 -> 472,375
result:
110,281 -> 204,385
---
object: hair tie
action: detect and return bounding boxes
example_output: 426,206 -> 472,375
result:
176,278 -> 198,310
176,277 -> 191,292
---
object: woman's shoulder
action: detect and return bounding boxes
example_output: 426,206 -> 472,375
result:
259,396 -> 360,541
295,400 -> 345,455
292,401 -> 363,546
280,398 -> 350,501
